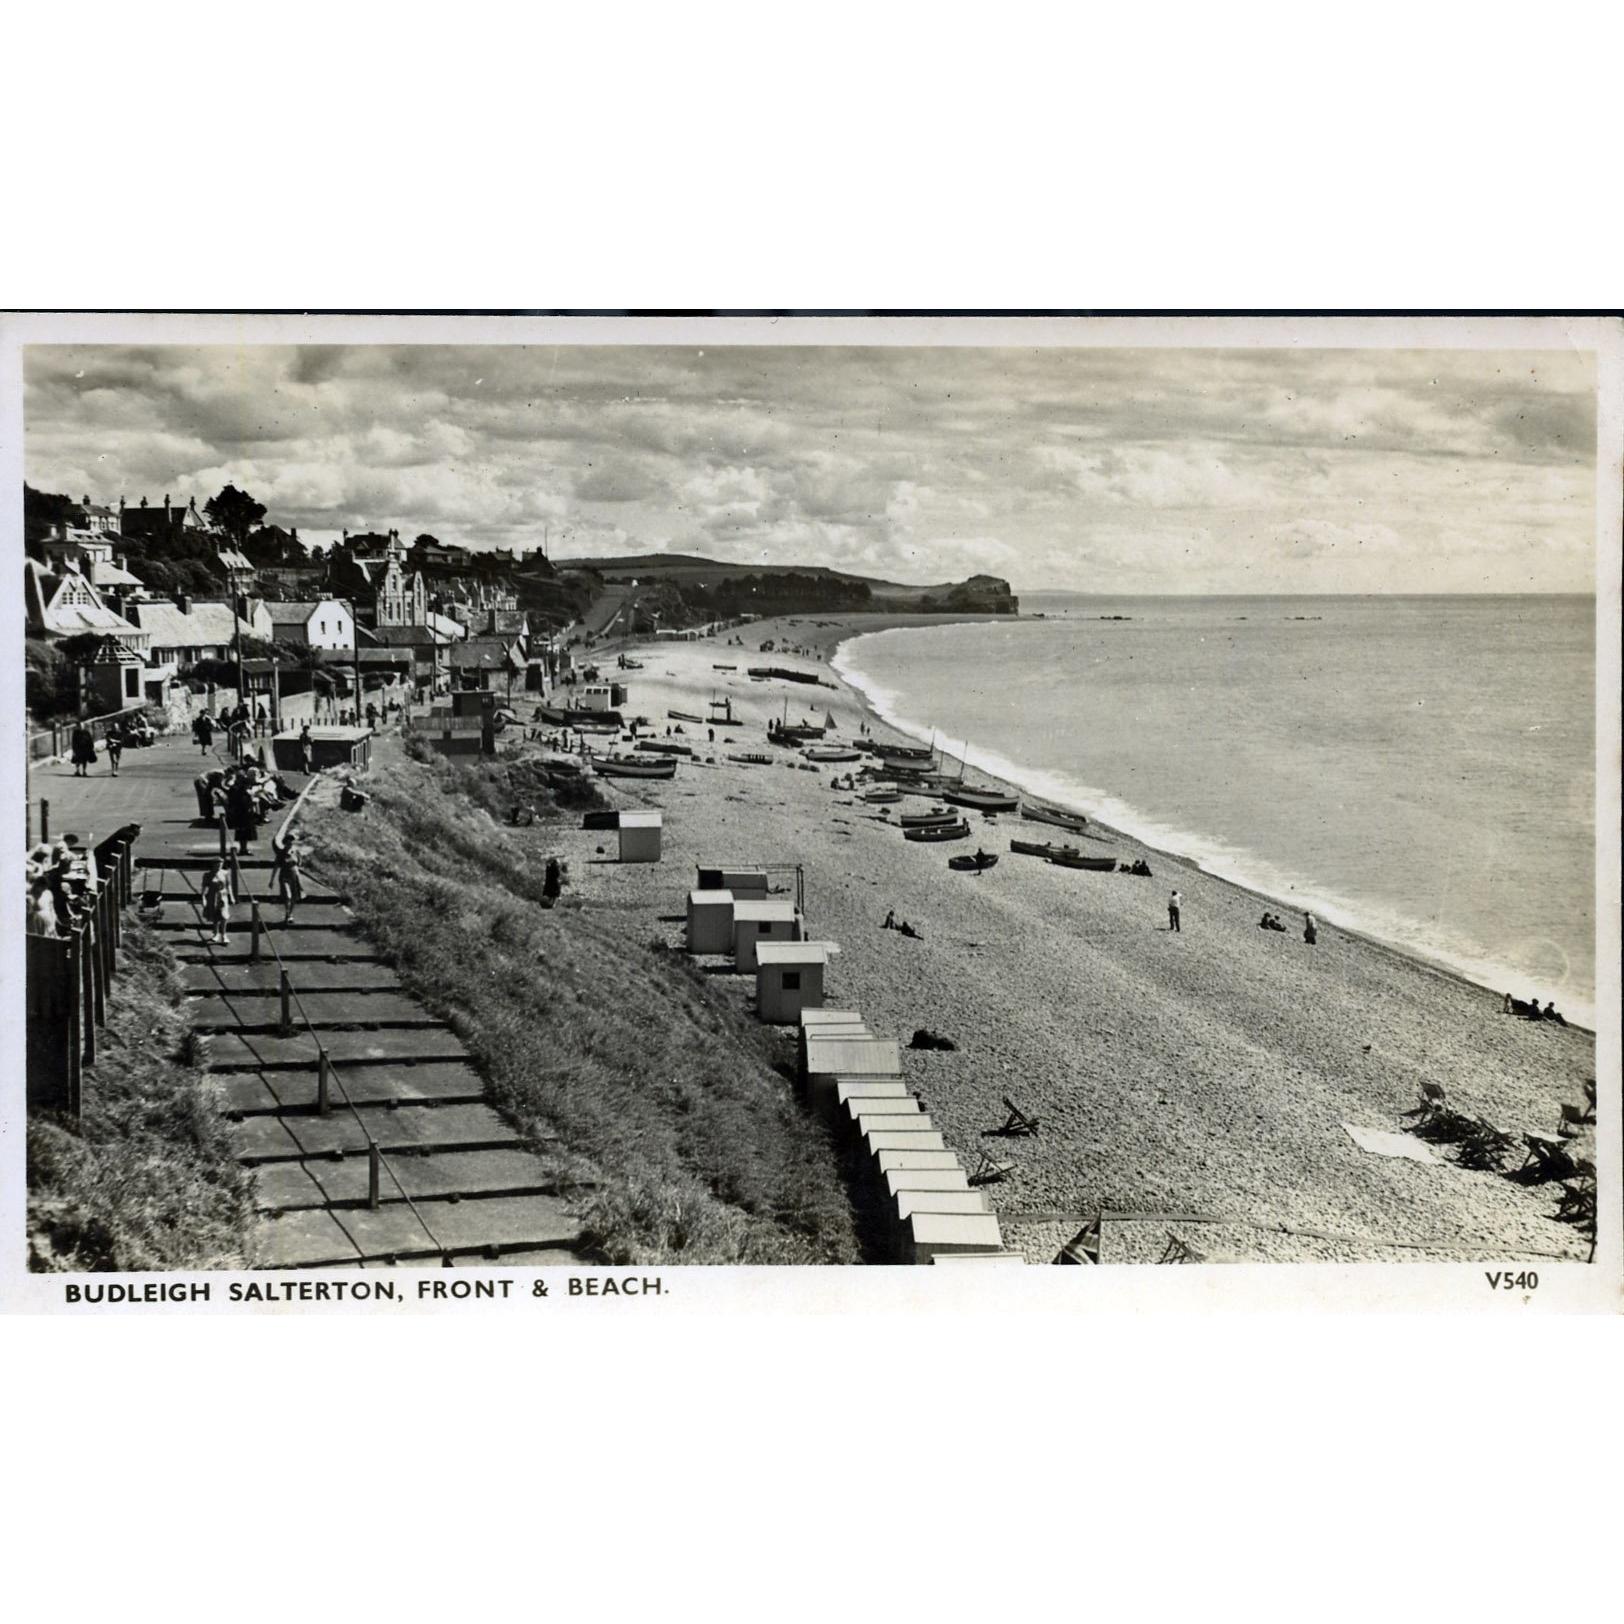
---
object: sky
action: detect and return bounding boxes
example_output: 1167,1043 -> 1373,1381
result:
22,341 -> 1600,593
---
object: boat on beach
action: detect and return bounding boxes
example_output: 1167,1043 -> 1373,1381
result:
804,745 -> 861,762
943,786 -> 1018,813
948,851 -> 999,872
863,789 -> 903,804
539,703 -> 624,728
903,819 -> 971,843
637,741 -> 694,757
728,751 -> 773,766
1048,851 -> 1117,871
668,709 -> 703,723
871,742 -> 935,764
899,807 -> 959,829
591,753 -> 677,780
1021,802 -> 1090,835
1010,839 -> 1081,860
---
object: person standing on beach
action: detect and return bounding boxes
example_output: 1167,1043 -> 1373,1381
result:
104,722 -> 123,776
1304,913 -> 1318,946
1168,890 -> 1182,933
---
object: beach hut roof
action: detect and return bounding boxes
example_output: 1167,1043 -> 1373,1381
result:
731,900 -> 798,923
803,1037 -> 901,1076
799,1008 -> 863,1026
620,811 -> 663,829
688,888 -> 734,906
755,940 -> 838,967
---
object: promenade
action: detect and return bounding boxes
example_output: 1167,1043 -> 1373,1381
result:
31,733 -> 586,1269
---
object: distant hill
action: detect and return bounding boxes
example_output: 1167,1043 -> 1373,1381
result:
560,553 -> 1018,616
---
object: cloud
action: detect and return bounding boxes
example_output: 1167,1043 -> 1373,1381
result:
21,340 -> 1601,592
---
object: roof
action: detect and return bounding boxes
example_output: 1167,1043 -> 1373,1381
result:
755,940 -> 837,966
688,888 -> 734,905
364,624 -> 444,647
130,600 -> 241,647
799,1008 -> 864,1026
802,1037 -> 901,1076
731,900 -> 799,923
619,811 -> 663,830
266,600 -> 343,626
215,547 -> 253,571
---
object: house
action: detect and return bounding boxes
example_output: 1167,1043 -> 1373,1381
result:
359,624 -> 450,689
617,811 -> 663,864
265,598 -> 355,651
40,529 -> 146,600
117,493 -> 213,542
78,635 -> 149,714
127,597 -> 273,667
412,538 -> 470,571
24,558 -> 150,648
71,497 -> 120,536
449,636 -> 526,693
754,940 -> 836,1024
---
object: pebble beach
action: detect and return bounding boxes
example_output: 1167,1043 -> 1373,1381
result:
542,614 -> 1598,1265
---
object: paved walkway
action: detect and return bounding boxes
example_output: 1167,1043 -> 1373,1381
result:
45,735 -> 587,1269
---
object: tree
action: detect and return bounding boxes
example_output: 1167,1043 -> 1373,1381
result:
204,484 -> 267,544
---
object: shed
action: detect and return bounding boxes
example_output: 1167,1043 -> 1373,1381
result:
906,1212 -> 1006,1265
686,889 -> 735,953
618,810 -> 663,864
698,867 -> 769,896
803,1036 -> 900,1111
272,726 -> 373,772
731,900 -> 801,972
800,1008 -> 864,1028
754,940 -> 836,1024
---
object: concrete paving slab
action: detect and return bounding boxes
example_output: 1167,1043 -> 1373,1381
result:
230,1102 -> 522,1163
254,1148 -> 558,1211
180,961 -> 403,994
174,930 -> 377,962
150,903 -> 356,932
189,991 -> 440,1030
216,1061 -> 487,1116
257,1194 -> 583,1267
206,1027 -> 469,1071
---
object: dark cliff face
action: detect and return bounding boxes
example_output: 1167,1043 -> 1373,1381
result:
905,574 -> 1019,615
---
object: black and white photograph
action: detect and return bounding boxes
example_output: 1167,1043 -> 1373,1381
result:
3,313 -> 1618,1305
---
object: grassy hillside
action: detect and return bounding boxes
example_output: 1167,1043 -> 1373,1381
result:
28,918 -> 260,1271
301,741 -> 862,1265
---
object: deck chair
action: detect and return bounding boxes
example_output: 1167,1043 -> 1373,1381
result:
1519,1133 -> 1576,1181
1582,1079 -> 1596,1118
1056,1215 -> 1102,1265
1158,1233 -> 1205,1265
1413,1081 -> 1449,1120
968,1148 -> 1015,1187
1456,1117 -> 1515,1170
1558,1102 -> 1589,1138
993,1095 -> 1041,1137
1555,1179 -> 1596,1227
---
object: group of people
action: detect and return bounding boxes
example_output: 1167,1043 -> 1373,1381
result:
881,908 -> 923,939
1256,909 -> 1318,943
192,700 -> 274,757
1121,857 -> 1153,877
66,714 -> 157,778
1502,992 -> 1566,1025
25,834 -> 100,938
195,759 -> 292,854
200,826 -> 304,943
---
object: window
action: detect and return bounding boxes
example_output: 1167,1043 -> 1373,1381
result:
781,971 -> 802,991
125,669 -> 140,697
319,620 -> 326,634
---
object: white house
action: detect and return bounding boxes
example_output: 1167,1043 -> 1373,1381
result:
267,598 -> 355,651
128,598 -> 273,667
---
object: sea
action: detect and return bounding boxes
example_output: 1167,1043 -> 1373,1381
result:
833,594 -> 1599,1027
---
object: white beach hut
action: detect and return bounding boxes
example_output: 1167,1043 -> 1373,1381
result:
875,1150 -> 965,1178
863,1128 -> 948,1157
731,899 -> 801,972
697,866 -> 769,896
686,888 -> 735,953
618,810 -> 663,864
802,1037 -> 901,1114
883,1168 -> 974,1200
754,940 -> 837,1024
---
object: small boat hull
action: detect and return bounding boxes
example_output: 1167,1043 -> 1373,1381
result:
804,747 -> 861,763
1048,852 -> 1117,871
1021,802 -> 1090,834
903,820 -> 971,843
943,788 -> 1019,813
1010,839 -> 1080,860
591,754 -> 677,780
899,808 -> 957,829
948,853 -> 999,872
668,709 -> 703,723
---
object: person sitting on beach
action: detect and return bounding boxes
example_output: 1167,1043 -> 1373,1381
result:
898,920 -> 921,939
1543,1001 -> 1566,1025
1259,912 -> 1274,930
882,908 -> 896,930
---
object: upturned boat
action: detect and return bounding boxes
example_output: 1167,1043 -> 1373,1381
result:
903,819 -> 971,843
591,753 -> 677,780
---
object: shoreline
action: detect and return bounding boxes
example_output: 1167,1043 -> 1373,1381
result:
825,617 -> 1597,1035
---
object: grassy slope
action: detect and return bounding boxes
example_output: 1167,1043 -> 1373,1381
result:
301,743 -> 861,1265
28,918 -> 260,1271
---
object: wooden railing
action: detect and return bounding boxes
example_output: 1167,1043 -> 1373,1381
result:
26,831 -> 137,1117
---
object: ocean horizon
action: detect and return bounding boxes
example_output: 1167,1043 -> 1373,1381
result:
834,592 -> 1599,1027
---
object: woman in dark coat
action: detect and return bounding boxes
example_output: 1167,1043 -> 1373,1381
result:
194,712 -> 215,755
70,724 -> 96,776
224,773 -> 256,854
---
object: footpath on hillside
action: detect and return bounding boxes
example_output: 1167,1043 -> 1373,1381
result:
30,734 -> 588,1269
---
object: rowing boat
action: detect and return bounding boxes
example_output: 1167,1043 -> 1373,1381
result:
1020,802 -> 1090,834
804,746 -> 861,762
637,741 -> 694,757
899,807 -> 958,829
590,753 -> 677,780
1048,851 -> 1117,871
863,790 -> 902,804
948,852 -> 999,872
943,787 -> 1018,813
1010,839 -> 1080,860
903,819 -> 970,843
668,709 -> 703,723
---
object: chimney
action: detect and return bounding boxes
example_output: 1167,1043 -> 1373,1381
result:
163,494 -> 171,518
175,591 -> 191,615
119,496 -> 126,516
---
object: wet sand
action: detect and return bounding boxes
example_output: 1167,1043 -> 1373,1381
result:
546,614 -> 1597,1263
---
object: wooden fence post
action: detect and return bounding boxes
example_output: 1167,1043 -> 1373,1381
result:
250,902 -> 262,962
317,1052 -> 331,1115
279,968 -> 293,1035
67,933 -> 83,1114
81,924 -> 97,1066
368,1142 -> 381,1210
41,798 -> 50,844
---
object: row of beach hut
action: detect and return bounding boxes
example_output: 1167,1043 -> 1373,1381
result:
683,869 -> 1022,1265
